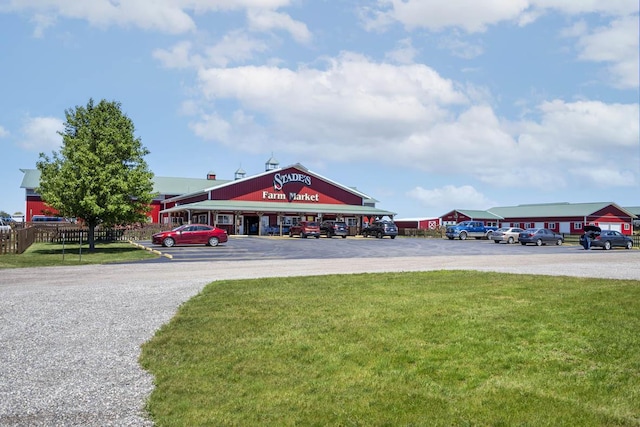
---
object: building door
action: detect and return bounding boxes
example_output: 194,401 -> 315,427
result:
244,215 -> 260,235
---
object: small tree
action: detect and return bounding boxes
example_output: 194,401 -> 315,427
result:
37,99 -> 155,251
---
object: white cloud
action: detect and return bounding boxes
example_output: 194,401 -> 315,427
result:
188,53 -> 638,191
571,15 -> 640,89
192,53 -> 468,155
0,125 -> 9,138
530,0 -> 638,16
18,117 -> 63,152
407,185 -> 495,210
154,30 -> 271,69
362,1 -> 638,89
385,38 -> 418,64
246,9 -> 311,44
437,35 -> 484,59
153,41 -> 195,69
0,0 -> 296,35
362,0 -> 531,33
363,0 -> 637,33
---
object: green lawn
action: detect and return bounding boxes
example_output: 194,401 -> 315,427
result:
0,241 -> 157,268
140,271 -> 640,426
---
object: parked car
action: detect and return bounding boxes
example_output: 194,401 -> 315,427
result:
320,220 -> 348,238
445,221 -> 498,240
0,218 -> 11,234
492,227 -> 524,244
581,227 -> 633,250
289,221 -> 321,238
152,224 -> 228,247
362,220 -> 398,239
519,228 -> 564,246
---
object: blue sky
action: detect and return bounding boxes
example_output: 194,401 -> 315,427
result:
1,0 -> 638,219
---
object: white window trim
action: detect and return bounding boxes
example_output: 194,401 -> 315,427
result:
217,214 -> 232,225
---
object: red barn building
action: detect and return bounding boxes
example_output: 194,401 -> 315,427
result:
442,203 -> 636,236
159,162 -> 395,236
20,160 -> 396,235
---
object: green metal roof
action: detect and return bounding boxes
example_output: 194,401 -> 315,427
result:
624,206 -> 640,216
488,202 -> 636,218
20,168 -> 229,196
161,200 -> 396,217
152,176 -> 229,196
456,209 -> 503,220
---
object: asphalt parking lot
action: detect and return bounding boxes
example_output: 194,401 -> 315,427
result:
135,234 -> 620,262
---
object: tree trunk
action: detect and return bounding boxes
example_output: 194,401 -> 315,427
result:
88,223 -> 96,252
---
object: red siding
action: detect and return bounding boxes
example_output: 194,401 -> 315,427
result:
209,167 -> 363,205
26,198 -> 59,221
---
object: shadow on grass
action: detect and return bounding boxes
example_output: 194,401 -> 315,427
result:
31,243 -> 141,256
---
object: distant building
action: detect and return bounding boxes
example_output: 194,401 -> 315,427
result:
441,202 -> 636,235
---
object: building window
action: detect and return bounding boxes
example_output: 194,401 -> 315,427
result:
346,218 -> 357,227
574,223 -> 583,230
548,222 -> 556,229
526,223 -> 534,229
624,223 -> 630,230
217,215 -> 232,225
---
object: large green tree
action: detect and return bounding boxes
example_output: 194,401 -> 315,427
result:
37,99 -> 155,251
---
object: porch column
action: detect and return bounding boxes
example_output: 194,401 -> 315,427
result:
234,211 -> 242,235
257,212 -> 264,236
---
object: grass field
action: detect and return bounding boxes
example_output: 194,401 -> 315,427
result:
0,241 -> 157,268
140,271 -> 640,426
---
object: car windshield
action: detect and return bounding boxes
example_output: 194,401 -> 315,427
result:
307,222 -> 318,226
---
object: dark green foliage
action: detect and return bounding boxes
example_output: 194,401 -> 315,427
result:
37,99 -> 154,250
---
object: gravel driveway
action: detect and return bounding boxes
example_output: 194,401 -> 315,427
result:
1,252 -> 639,426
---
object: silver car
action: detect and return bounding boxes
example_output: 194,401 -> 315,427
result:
492,227 -> 524,244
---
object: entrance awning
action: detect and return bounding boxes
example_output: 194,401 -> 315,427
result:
160,200 -> 396,217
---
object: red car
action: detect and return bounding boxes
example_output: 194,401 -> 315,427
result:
288,221 -> 320,238
152,224 -> 228,247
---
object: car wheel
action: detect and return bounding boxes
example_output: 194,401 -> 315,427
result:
604,241 -> 611,250
507,237 -> 514,244
556,238 -> 562,246
536,239 -> 542,246
163,237 -> 175,247
391,235 -> 396,239
208,237 -> 219,247
486,232 -> 493,240
493,240 -> 500,244
300,232 -> 306,238
520,242 -> 526,245
342,235 -> 347,239
459,232 -> 467,240
376,231 -> 383,239
327,232 -> 333,238
626,241 -> 633,249
447,236 -> 454,240
289,231 -> 294,237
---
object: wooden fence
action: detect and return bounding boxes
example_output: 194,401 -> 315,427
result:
0,224 -> 173,255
